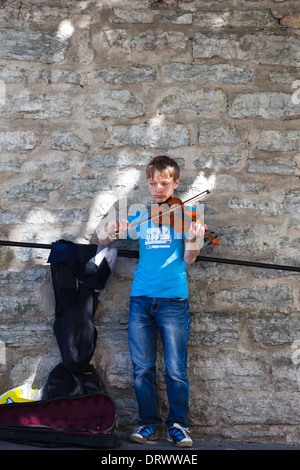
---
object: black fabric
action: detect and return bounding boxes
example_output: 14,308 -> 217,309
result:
51,261 -> 99,374
42,363 -> 78,400
82,364 -> 107,395
42,363 -> 107,401
47,240 -> 112,292
47,240 -> 115,384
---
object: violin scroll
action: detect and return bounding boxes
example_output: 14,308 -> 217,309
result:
204,230 -> 220,246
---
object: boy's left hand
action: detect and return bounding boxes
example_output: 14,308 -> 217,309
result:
184,223 -> 207,264
186,223 -> 207,241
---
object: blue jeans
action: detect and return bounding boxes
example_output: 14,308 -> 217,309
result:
128,296 -> 191,428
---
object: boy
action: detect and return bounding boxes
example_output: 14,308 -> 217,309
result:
97,156 -> 205,447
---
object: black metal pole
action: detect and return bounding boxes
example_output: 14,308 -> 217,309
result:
196,255 -> 300,272
0,240 -> 52,249
0,239 -> 299,272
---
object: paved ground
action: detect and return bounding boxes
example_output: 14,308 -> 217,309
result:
1,434 -> 300,451
117,436 -> 300,451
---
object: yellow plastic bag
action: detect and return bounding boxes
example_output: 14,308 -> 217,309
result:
0,384 -> 41,404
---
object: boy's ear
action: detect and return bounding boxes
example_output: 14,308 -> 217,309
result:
174,178 -> 180,188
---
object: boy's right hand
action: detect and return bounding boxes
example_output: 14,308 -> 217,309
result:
98,219 -> 130,243
113,218 -> 131,238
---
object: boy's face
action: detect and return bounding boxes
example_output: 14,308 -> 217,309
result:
147,172 -> 179,204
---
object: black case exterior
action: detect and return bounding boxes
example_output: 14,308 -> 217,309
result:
0,242 -> 119,449
0,425 -> 118,448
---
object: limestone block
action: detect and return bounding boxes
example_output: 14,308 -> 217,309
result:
84,90 -> 144,119
104,123 -> 189,148
215,286 -> 292,312
1,94 -> 72,120
193,32 -> 300,67
198,122 -> 241,145
228,197 -> 280,216
257,130 -> 300,151
0,268 -> 48,293
106,351 -> 134,389
95,65 -> 157,84
0,131 -> 40,152
229,92 -> 299,119
51,131 -> 90,153
247,314 -> 300,346
162,63 -> 253,84
29,69 -> 87,86
195,150 -> 244,171
272,352 -> 300,392
248,158 -> 297,176
0,66 -> 28,83
193,33 -> 251,60
189,349 -> 269,391
0,27 -> 70,63
103,29 -> 189,52
65,176 -> 119,200
4,179 -> 62,202
224,395 -> 300,425
193,10 -> 277,29
0,295 -> 37,319
156,88 -> 227,115
113,8 -> 192,25
282,189 -> 300,214
188,397 -> 218,427
0,323 -> 53,347
189,313 -> 241,346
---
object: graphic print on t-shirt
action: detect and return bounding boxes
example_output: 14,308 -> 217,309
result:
145,226 -> 172,249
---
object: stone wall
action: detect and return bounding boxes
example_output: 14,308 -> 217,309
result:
0,0 -> 300,444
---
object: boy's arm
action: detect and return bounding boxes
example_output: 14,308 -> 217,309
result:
97,219 -> 130,244
184,223 -> 205,265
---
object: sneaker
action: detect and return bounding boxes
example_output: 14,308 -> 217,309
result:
167,423 -> 193,447
130,425 -> 158,444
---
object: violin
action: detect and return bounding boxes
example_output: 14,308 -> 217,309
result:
148,196 -> 201,234
148,197 -> 220,244
129,190 -> 218,238
110,189 -> 220,246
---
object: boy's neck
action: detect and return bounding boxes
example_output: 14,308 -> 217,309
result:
157,195 -> 173,205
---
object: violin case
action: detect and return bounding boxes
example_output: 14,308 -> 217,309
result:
0,392 -> 118,448
0,241 -> 119,449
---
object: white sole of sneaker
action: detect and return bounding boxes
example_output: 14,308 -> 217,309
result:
130,434 -> 158,444
167,437 -> 193,447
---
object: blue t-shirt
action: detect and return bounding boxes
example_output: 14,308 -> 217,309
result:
127,208 -> 189,299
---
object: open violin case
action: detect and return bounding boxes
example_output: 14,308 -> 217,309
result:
0,392 -> 118,448
0,241 -> 119,449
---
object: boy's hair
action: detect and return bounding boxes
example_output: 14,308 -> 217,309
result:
146,156 -> 180,181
